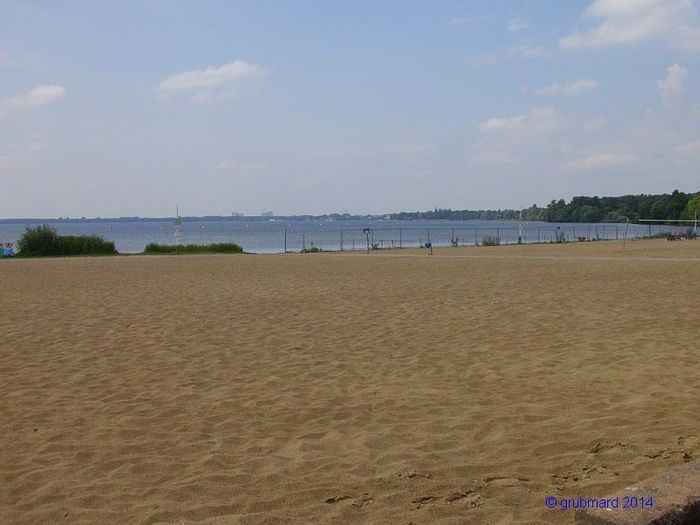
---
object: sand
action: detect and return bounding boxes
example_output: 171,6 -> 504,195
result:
1,238 -> 699,524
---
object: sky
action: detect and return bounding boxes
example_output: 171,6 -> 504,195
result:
1,0 -> 699,218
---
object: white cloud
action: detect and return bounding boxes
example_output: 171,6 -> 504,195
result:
158,60 -> 266,92
479,107 -> 558,133
508,17 -> 530,32
674,140 -> 700,154
471,150 -> 518,164
506,42 -> 552,59
658,63 -> 688,107
563,152 -> 637,172
560,0 -> 700,51
0,85 -> 66,115
535,78 -> 598,96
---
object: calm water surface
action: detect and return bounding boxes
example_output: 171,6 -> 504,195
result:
0,219 -> 683,254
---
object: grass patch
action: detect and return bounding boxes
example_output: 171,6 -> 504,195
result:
480,235 -> 500,246
143,242 -> 243,254
17,225 -> 117,256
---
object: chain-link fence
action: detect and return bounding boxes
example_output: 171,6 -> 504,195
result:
282,223 -> 688,253
2,221 -> 689,254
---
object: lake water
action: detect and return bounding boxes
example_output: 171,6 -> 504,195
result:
0,219 -> 684,254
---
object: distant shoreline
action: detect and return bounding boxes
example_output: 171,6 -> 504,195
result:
3,189 -> 697,225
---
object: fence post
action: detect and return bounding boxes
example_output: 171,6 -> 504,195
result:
302,232 -> 306,251
496,228 -> 500,244
399,228 -> 402,249
616,225 -> 619,240
340,230 -> 344,252
537,225 -> 540,243
474,229 -> 477,245
284,228 -> 287,253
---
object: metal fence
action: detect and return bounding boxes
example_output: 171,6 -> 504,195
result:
282,223 -> 689,253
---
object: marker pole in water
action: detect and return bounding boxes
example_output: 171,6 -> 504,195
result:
174,204 -> 182,255
518,209 -> 523,244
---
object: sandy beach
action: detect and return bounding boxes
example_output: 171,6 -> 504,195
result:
1,238 -> 699,524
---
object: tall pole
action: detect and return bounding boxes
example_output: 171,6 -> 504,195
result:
518,209 -> 523,244
174,204 -> 182,255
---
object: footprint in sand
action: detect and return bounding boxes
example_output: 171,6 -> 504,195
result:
483,476 -> 531,487
352,493 -> 374,508
411,495 -> 440,509
589,440 -> 627,454
412,488 -> 484,510
445,490 -> 483,507
324,495 -> 351,504
394,471 -> 432,480
552,464 -> 619,491
643,435 -> 698,462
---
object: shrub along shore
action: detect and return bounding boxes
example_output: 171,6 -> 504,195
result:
143,243 -> 243,254
17,225 -> 117,256
12,226 -> 243,257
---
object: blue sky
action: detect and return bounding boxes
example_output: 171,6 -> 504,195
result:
1,0 -> 699,217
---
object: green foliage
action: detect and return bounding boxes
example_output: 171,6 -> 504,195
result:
17,225 -> 116,256
387,191 -> 698,223
143,242 -> 243,254
683,193 -> 700,220
480,235 -> 500,246
390,206 -> 546,221
17,225 -> 58,256
300,246 -> 323,253
542,190 -> 697,223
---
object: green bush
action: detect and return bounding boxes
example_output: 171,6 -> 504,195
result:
17,225 -> 117,256
481,235 -> 500,246
143,243 -> 243,254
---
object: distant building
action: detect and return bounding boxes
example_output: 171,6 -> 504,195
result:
261,211 -> 274,217
231,212 -> 244,217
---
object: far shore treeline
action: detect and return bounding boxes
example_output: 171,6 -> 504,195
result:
1,190 -> 698,225
391,190 -> 700,223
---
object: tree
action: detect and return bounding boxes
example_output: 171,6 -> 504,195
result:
683,193 -> 700,220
